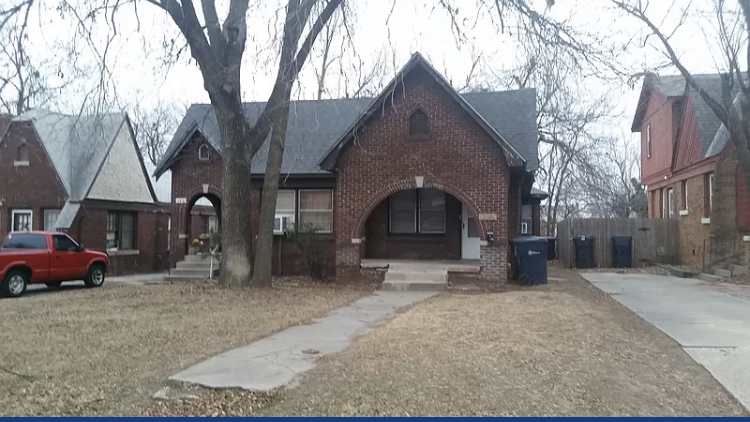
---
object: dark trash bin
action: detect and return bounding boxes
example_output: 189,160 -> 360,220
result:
572,236 -> 596,269
510,236 -> 548,285
545,237 -> 557,260
611,236 -> 633,268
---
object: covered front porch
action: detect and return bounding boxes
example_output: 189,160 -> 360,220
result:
361,258 -> 482,291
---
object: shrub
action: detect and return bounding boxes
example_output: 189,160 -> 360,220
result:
285,222 -> 328,281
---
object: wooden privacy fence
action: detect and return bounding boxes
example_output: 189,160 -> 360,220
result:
556,218 -> 679,268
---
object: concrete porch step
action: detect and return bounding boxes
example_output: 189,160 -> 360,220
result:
381,280 -> 446,292
183,254 -> 215,263
699,273 -> 724,283
169,268 -> 216,278
164,274 -> 210,282
714,268 -> 732,278
176,261 -> 221,270
384,271 -> 447,283
729,264 -> 748,275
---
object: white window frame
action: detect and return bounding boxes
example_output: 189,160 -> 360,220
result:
521,222 -> 529,234
198,143 -> 210,161
274,189 -> 296,234
709,172 -> 715,215
646,123 -> 652,159
43,209 -> 62,231
668,188 -> 674,219
681,180 -> 688,211
11,209 -> 33,232
418,189 -> 446,234
298,189 -> 334,234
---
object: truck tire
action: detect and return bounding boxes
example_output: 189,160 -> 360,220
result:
84,264 -> 106,288
1,269 -> 29,298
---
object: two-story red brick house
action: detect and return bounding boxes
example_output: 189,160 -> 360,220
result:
154,53 -> 542,282
0,109 -> 170,275
632,73 -> 750,268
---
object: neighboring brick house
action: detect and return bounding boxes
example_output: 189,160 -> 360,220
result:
0,109 -> 170,275
154,53 -> 541,282
632,73 -> 748,269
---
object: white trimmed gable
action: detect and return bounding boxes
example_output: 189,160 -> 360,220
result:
87,122 -> 154,203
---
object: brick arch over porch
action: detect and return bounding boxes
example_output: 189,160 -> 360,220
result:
170,185 -> 222,266
350,178 -> 486,240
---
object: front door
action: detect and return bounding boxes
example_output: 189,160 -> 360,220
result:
461,204 -> 480,260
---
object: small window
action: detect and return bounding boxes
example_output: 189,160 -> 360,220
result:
667,188 -> 674,219
409,109 -> 429,138
2,233 -> 47,249
299,190 -> 333,233
107,211 -> 137,250
275,189 -> 296,234
705,172 -> 714,217
681,180 -> 688,211
646,124 -> 652,159
198,143 -> 210,161
521,204 -> 533,234
53,234 -> 79,252
44,209 -> 61,231
16,142 -> 29,162
11,209 -> 32,231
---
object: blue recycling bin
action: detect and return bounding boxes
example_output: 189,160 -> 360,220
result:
510,236 -> 548,285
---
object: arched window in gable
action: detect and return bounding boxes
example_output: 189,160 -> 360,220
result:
198,143 -> 210,161
409,109 -> 430,139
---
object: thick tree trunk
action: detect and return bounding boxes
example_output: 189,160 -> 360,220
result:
252,101 -> 292,286
216,111 -> 255,288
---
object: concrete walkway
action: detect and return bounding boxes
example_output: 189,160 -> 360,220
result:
582,272 -> 750,411
170,291 -> 437,392
108,273 -> 167,285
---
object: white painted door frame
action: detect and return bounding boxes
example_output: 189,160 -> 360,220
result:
461,204 -> 480,260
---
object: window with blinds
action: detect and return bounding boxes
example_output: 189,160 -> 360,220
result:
299,190 -> 333,233
274,190 -> 296,233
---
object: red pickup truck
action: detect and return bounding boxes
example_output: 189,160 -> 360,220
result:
0,231 -> 110,298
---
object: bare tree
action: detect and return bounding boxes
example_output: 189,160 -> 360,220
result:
0,2 -> 62,115
612,0 -> 750,201
130,101 -> 185,166
580,136 -> 646,218
311,9 -> 387,100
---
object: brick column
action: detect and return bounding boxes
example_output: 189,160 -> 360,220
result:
335,242 -> 360,278
481,244 -> 508,283
744,236 -> 750,267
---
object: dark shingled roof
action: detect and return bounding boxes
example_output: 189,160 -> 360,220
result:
155,65 -> 538,178
658,74 -> 727,157
633,73 -> 729,159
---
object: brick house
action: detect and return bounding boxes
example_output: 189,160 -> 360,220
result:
0,109 -> 170,275
154,53 -> 541,282
632,73 -> 749,269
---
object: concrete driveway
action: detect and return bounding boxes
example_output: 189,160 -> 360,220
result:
581,272 -> 750,412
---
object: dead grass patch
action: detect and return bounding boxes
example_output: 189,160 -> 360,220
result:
0,283 -> 366,416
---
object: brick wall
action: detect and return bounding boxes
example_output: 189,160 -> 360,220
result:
334,67 -> 511,282
640,90 -> 675,185
168,134 -> 223,266
364,193 -> 462,260
0,121 -> 68,234
71,205 -> 170,275
674,174 -> 711,269
0,121 -> 169,275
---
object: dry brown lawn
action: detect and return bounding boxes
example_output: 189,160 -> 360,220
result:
0,283 -> 367,416
250,270 -> 745,417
